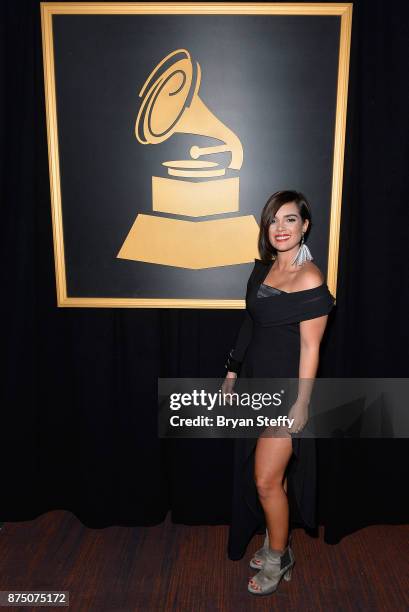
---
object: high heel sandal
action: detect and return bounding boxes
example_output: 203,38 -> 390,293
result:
249,530 -> 293,572
248,543 -> 295,596
249,528 -> 269,569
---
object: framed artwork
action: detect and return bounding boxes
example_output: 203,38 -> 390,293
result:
41,2 -> 352,308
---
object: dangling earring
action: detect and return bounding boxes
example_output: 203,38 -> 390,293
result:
291,232 -> 313,266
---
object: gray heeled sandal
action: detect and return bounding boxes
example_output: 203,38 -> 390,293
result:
249,528 -> 269,569
248,543 -> 295,596
249,530 -> 293,573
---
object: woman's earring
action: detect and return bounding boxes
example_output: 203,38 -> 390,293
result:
291,232 -> 313,266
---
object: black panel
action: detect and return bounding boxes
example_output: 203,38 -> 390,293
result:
52,14 -> 340,298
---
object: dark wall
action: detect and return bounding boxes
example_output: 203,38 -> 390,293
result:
1,0 -> 408,541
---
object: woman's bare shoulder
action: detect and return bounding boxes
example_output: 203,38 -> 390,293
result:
296,261 -> 325,290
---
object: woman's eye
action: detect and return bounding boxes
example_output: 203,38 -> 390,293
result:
271,218 -> 297,224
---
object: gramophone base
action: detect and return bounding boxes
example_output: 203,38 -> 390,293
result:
116,213 -> 260,268
152,176 -> 239,216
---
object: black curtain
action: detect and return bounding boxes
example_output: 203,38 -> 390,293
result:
1,0 -> 408,542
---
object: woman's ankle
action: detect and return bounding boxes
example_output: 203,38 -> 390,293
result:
268,546 -> 285,554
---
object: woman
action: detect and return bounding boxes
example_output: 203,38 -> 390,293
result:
223,190 -> 335,596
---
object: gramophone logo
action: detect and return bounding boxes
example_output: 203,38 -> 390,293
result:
117,49 -> 259,268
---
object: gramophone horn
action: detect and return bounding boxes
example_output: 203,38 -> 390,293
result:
135,49 -> 243,170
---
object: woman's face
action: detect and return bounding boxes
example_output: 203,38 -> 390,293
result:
268,202 -> 309,253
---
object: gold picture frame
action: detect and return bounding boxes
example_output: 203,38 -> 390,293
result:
41,2 -> 353,308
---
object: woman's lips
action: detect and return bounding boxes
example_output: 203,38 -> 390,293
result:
275,234 -> 290,241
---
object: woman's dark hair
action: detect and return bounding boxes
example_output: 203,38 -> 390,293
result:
258,190 -> 312,262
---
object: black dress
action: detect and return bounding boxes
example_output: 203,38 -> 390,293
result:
227,258 -> 336,561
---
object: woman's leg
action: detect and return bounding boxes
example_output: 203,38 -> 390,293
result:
254,435 -> 293,552
248,435 -> 293,591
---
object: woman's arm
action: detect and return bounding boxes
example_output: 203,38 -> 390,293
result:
288,313 -> 329,432
225,261 -> 258,378
297,314 -> 329,404
288,265 -> 331,431
225,310 -> 253,377
222,310 -> 253,403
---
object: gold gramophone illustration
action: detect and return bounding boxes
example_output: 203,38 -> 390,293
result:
117,49 -> 259,268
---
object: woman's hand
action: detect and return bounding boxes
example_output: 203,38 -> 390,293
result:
287,399 -> 309,434
221,372 -> 237,405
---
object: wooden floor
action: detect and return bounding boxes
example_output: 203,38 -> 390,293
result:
0,511 -> 408,611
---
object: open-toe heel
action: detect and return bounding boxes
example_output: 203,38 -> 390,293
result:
248,544 -> 295,596
249,530 -> 293,571
249,528 -> 269,569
